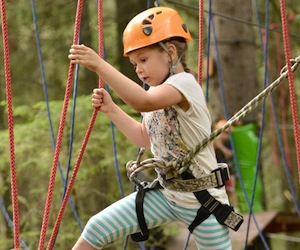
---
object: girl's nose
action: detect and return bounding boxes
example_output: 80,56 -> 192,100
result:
135,64 -> 142,74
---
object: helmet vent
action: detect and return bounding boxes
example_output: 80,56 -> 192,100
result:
156,11 -> 162,15
142,19 -> 152,25
182,24 -> 188,33
148,14 -> 155,20
142,26 -> 153,36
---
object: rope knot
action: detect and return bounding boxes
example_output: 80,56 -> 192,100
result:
126,148 -> 168,187
280,57 -> 299,77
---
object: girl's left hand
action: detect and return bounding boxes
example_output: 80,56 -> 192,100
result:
68,44 -> 101,72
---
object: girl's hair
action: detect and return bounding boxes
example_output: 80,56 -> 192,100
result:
164,37 -> 190,73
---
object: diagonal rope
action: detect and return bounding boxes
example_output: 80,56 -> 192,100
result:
45,1 -> 104,249
0,0 -> 20,248
177,56 -> 300,173
127,55 -> 300,186
38,1 -> 84,249
0,197 -> 28,249
279,0 -> 300,184
30,0 -> 83,233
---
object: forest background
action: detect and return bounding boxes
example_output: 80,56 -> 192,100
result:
0,0 -> 300,249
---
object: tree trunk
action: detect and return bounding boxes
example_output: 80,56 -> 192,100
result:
116,0 -> 147,84
208,0 -> 258,123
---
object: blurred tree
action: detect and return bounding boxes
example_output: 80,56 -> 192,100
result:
207,0 -> 258,122
116,0 -> 146,83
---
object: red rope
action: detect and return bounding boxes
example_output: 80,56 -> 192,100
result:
46,1 -> 104,249
46,110 -> 98,250
38,1 -> 84,249
0,0 -> 20,248
98,0 -> 104,88
279,0 -> 300,182
197,0 -> 204,86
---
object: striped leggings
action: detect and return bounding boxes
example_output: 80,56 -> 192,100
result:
82,189 -> 232,250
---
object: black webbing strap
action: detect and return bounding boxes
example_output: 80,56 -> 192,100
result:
131,188 -> 150,242
181,172 -> 244,233
131,180 -> 161,242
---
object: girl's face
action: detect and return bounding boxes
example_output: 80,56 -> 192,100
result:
128,46 -> 170,86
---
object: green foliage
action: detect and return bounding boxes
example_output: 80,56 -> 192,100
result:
0,95 -> 145,249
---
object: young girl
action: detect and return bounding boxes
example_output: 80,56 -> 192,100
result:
69,6 -> 237,250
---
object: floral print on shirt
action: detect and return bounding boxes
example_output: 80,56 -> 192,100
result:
144,107 -> 189,162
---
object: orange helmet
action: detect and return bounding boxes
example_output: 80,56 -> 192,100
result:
123,7 -> 192,56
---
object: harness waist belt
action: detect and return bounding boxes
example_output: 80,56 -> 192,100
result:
161,166 -> 230,192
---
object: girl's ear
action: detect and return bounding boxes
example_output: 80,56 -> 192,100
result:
167,43 -> 177,60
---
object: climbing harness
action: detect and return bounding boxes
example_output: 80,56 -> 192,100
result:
127,55 -> 300,182
127,55 -> 300,241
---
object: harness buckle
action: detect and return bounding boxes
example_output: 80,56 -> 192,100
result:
213,203 -> 244,231
212,166 -> 230,188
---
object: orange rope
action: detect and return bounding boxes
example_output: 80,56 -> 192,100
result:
0,0 -> 20,248
279,0 -> 300,182
197,0 -> 204,86
46,1 -> 104,249
38,1 -> 84,249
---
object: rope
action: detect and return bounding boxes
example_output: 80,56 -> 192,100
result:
274,23 -> 293,169
45,1 -> 104,249
197,0 -> 204,86
0,0 -> 21,248
279,0 -> 300,183
0,197 -> 28,249
97,0 -> 104,88
126,55 -> 300,186
30,0 -> 83,233
243,2 -> 271,248
38,1 -> 84,249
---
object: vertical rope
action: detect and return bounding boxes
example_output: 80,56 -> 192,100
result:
197,0 -> 204,85
272,24 -> 292,169
98,0 -> 104,88
0,0 -> 20,248
38,1 -> 84,249
279,0 -> 300,183
45,1 -> 104,249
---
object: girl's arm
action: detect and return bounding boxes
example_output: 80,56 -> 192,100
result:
69,45 -> 186,112
92,88 -> 150,148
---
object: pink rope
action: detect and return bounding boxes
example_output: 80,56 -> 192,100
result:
38,1 -> 84,249
197,0 -> 204,86
0,0 -> 20,248
46,1 -> 104,249
279,0 -> 300,182
98,0 -> 104,88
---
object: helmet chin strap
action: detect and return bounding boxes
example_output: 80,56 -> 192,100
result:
159,42 -> 183,76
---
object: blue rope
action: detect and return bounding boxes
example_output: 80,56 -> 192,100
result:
0,197 -> 29,249
30,0 -> 83,232
270,96 -> 300,216
106,83 -> 125,199
257,0 -> 300,216
63,62 -> 80,199
204,0 -> 213,101
208,3 -> 269,249
253,0 -> 300,219
243,0 -> 271,249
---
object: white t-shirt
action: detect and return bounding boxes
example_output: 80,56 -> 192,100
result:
143,72 -> 229,209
